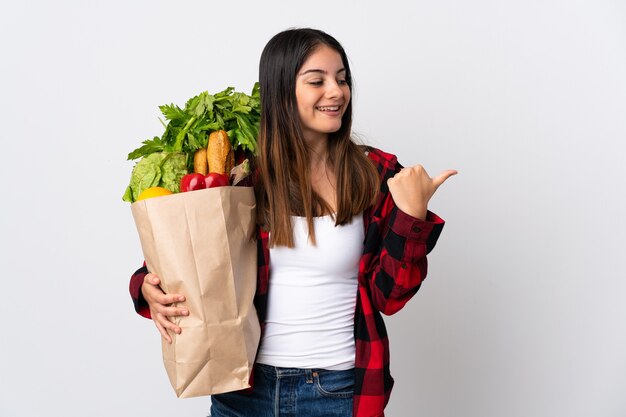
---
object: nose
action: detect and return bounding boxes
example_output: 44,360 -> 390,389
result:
325,80 -> 344,100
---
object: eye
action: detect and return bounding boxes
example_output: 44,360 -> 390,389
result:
337,79 -> 348,85
308,80 -> 323,86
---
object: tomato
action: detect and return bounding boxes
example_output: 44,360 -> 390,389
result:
205,173 -> 230,188
136,186 -> 173,201
180,173 -> 206,192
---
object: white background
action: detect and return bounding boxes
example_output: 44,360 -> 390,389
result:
1,1 -> 625,416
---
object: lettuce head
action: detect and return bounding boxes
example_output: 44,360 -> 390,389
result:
122,152 -> 187,203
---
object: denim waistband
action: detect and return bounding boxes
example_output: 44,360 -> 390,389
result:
256,363 -> 313,378
255,363 -> 355,379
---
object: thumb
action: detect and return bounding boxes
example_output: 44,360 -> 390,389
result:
432,170 -> 458,188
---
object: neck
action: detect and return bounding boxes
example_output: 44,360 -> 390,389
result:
305,135 -> 329,166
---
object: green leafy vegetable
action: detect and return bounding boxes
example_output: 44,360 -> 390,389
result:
127,83 -> 260,161
127,137 -> 164,161
122,152 -> 187,203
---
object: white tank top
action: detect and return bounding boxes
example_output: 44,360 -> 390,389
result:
256,214 -> 364,370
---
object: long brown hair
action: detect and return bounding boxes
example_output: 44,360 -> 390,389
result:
256,28 -> 379,247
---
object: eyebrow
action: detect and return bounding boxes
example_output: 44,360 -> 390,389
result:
299,68 -> 346,76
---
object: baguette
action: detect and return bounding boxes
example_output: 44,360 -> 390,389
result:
207,130 -> 233,175
193,148 -> 208,175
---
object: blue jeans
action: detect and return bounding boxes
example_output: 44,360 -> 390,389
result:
209,363 -> 354,417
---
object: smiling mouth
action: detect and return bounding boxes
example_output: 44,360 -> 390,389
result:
316,105 -> 341,112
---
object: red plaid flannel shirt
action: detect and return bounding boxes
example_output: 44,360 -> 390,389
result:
129,147 -> 445,417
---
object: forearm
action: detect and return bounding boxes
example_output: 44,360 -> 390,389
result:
366,207 -> 444,315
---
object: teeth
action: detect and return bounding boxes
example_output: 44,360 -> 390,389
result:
317,106 -> 340,111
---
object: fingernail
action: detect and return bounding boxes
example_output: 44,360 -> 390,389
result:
178,296 -> 185,302
182,310 -> 189,315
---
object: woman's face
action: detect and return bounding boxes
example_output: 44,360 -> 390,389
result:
295,45 -> 351,144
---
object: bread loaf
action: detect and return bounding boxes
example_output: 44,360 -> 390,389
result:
207,130 -> 233,175
193,148 -> 208,175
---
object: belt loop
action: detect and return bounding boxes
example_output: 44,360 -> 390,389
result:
305,369 -> 313,384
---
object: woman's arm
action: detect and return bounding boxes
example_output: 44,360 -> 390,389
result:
129,264 -> 189,343
362,149 -> 454,315
129,264 -> 151,318
362,204 -> 444,315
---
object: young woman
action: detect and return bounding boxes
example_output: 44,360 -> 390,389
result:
129,28 -> 456,417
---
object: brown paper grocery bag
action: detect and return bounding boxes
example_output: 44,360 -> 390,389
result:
130,186 -> 260,398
